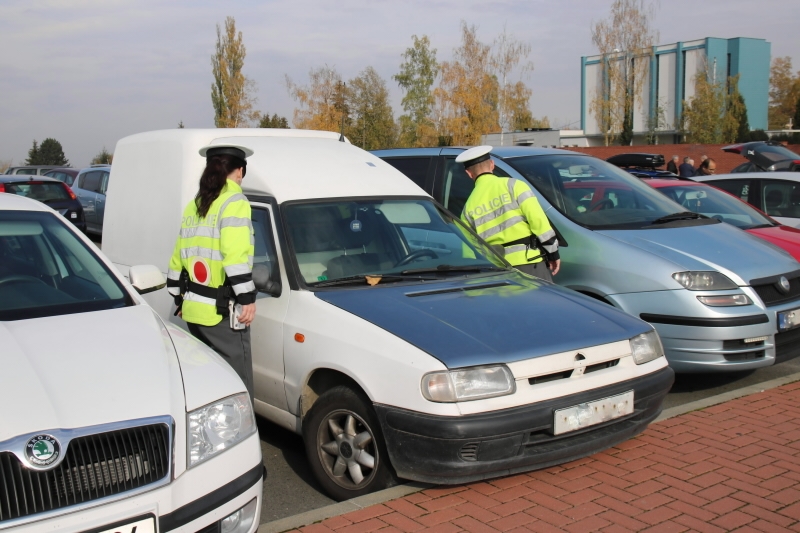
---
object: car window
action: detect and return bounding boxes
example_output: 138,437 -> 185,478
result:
381,157 -> 430,189
283,199 -> 504,285
251,207 -> 281,288
441,157 -> 510,217
81,171 -> 103,193
506,154 -> 686,229
17,169 -> 37,175
3,182 -> 71,203
655,185 -> 774,229
761,179 -> 800,219
100,171 -> 109,195
730,162 -> 753,173
0,210 -> 132,321
709,179 -> 751,203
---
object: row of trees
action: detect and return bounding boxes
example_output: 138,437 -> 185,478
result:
210,17 -> 548,150
768,57 -> 800,132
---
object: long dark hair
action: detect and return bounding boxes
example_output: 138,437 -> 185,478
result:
194,155 -> 244,218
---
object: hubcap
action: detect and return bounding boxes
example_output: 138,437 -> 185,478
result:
317,410 -> 377,489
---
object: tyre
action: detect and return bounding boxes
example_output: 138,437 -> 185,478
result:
302,385 -> 396,501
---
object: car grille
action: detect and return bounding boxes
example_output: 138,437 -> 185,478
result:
776,327 -> 800,364
0,424 -> 169,523
751,271 -> 800,306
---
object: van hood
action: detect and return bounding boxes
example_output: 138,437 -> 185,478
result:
315,272 -> 651,368
599,223 -> 800,285
0,305 -> 178,443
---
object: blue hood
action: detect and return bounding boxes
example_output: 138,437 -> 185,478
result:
600,223 -> 799,285
315,273 -> 650,368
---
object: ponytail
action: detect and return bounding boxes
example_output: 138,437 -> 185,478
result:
194,155 -> 244,218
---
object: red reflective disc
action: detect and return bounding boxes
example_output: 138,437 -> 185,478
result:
193,260 -> 208,284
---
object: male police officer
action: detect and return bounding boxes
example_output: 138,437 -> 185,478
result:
457,145 -> 560,281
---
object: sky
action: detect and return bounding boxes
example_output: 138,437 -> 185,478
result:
1,0 -> 797,168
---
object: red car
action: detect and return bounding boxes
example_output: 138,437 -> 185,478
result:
648,179 -> 800,261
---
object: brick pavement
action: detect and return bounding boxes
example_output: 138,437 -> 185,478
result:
286,381 -> 800,533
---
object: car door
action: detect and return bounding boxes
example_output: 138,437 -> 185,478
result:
95,170 -> 109,233
75,171 -> 102,230
249,201 -> 291,415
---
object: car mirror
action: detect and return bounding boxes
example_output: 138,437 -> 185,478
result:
129,265 -> 166,295
253,262 -> 281,297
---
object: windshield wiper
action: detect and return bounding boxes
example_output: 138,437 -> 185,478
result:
400,264 -> 507,275
651,211 -> 707,225
310,274 -> 439,287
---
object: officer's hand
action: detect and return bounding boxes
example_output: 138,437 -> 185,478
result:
239,303 -> 256,325
549,259 -> 561,276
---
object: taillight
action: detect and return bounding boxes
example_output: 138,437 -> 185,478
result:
0,184 -> 5,193
62,182 -> 77,200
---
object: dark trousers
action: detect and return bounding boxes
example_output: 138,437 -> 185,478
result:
516,260 -> 553,282
188,321 -> 254,401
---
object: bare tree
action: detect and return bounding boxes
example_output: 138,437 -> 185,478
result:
211,16 -> 258,128
0,159 -> 11,173
590,0 -> 659,145
492,26 -> 534,144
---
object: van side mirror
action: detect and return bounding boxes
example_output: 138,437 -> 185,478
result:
129,265 -> 166,294
253,263 -> 281,297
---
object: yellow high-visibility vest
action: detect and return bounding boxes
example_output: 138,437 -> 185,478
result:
461,173 -> 557,266
167,180 -> 255,326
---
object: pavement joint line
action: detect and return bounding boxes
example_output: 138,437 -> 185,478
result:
258,370 -> 800,533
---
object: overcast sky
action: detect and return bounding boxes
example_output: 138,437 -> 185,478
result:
1,0 -> 797,168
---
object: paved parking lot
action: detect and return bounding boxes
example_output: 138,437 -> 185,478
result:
265,379 -> 800,532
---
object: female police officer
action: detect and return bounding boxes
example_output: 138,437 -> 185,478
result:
166,144 -> 257,398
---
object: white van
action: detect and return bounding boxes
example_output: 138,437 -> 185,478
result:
0,194 -> 263,532
103,129 -> 674,501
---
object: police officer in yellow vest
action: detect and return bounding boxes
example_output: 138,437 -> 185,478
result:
166,144 -> 257,398
457,145 -> 560,281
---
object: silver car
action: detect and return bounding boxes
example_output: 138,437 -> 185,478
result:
373,147 -> 800,373
71,164 -> 111,237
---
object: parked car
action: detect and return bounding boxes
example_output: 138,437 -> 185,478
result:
606,153 -> 680,179
724,141 -> 800,173
4,165 -> 62,175
692,172 -> 800,228
0,193 -> 264,532
373,146 -> 800,373
0,174 -> 86,232
647,179 -> 800,261
103,129 -> 674,500
44,167 -> 79,187
71,164 -> 111,237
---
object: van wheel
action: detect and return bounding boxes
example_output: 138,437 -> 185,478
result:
303,386 -> 396,501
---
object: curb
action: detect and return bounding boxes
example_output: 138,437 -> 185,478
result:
257,370 -> 800,533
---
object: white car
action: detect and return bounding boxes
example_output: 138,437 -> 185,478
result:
102,129 -> 673,501
0,194 -> 263,532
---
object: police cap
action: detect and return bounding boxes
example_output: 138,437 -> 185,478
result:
455,145 -> 493,168
198,143 -> 254,162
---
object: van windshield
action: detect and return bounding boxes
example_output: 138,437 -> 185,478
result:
505,154 -> 713,229
283,199 -> 508,286
0,210 -> 132,321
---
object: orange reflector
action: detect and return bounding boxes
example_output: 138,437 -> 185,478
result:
294,333 -> 305,343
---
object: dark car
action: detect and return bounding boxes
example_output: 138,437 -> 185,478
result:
724,141 -> 800,173
606,153 -> 680,179
0,175 -> 86,232
44,167 -> 80,187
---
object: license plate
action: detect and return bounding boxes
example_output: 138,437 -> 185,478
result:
96,517 -> 155,533
554,390 -> 634,435
778,307 -> 800,331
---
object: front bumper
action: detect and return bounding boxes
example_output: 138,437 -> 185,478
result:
374,366 -> 673,485
5,433 -> 263,533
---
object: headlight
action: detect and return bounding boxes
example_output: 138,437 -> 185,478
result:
187,393 -> 256,468
697,294 -> 752,307
630,331 -> 664,365
672,271 -> 737,290
421,365 -> 515,402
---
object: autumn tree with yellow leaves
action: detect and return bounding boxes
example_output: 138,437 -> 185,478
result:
211,16 -> 259,128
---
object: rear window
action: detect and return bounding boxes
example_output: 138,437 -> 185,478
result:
4,182 -> 70,202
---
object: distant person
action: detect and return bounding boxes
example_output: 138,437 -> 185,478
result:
696,155 -> 708,173
679,157 -> 696,177
666,155 -> 679,174
696,158 -> 717,176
